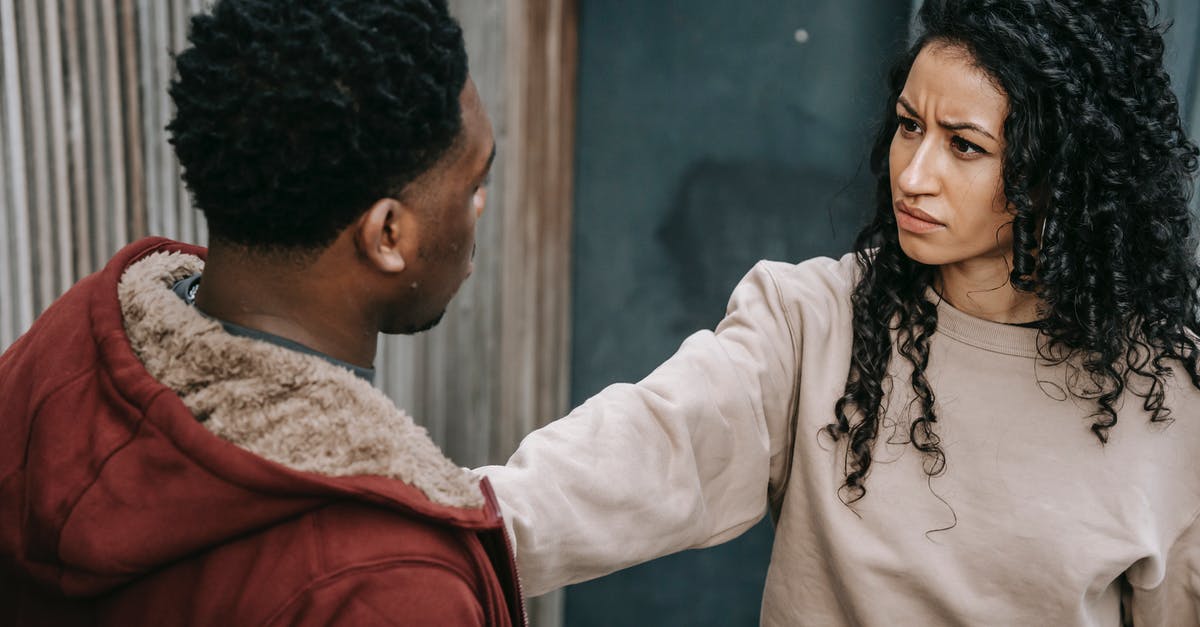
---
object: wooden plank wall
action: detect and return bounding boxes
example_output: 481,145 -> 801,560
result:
1,3 -> 574,623
0,0 -> 206,349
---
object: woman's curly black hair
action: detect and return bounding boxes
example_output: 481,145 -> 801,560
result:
168,0 -> 468,250
825,0 -> 1200,503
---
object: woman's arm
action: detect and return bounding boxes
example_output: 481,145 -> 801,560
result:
478,262 -> 803,597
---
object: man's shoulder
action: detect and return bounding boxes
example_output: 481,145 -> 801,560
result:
309,503 -> 486,573
106,502 -> 500,626
282,504 -> 501,624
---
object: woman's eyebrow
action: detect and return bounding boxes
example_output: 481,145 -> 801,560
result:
897,95 -> 998,141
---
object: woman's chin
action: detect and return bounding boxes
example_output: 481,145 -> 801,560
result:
897,232 -> 1012,269
896,232 -> 945,266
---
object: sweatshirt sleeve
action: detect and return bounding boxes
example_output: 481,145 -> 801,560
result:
477,262 -> 802,597
1125,509 -> 1200,626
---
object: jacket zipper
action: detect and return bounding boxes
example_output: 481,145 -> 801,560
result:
480,478 -> 528,627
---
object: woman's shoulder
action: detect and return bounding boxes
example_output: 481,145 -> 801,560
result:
751,251 -> 859,308
735,252 -> 858,341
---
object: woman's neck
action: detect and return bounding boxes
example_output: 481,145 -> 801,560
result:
936,255 -> 1042,324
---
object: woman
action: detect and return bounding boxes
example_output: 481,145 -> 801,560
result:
481,0 -> 1200,624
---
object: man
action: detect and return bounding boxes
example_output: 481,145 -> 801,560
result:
0,1 -> 518,624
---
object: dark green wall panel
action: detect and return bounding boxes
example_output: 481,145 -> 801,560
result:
567,1 -> 911,624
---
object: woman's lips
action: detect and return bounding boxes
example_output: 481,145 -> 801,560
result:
894,201 -> 946,234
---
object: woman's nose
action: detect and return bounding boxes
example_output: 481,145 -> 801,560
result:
473,187 -> 488,218
896,141 -> 940,197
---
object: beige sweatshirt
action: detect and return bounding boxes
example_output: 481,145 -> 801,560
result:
479,252 -> 1200,626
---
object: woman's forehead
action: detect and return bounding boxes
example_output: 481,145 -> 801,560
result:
901,44 -> 1008,129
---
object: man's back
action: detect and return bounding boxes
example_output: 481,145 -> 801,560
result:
0,239 -> 522,626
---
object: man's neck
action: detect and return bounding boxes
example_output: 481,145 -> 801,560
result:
936,253 -> 1042,324
194,245 -> 379,368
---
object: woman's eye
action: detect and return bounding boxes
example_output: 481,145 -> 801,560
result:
898,116 -> 921,134
950,136 -> 985,155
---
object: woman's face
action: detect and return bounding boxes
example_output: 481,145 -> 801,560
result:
889,43 -> 1012,267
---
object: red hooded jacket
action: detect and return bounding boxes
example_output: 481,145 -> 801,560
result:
0,238 -> 524,626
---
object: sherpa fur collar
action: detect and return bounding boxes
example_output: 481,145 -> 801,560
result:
118,250 -> 483,509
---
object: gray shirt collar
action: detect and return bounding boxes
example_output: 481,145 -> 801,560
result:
171,273 -> 376,384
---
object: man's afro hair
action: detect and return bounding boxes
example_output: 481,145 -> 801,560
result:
168,0 -> 468,250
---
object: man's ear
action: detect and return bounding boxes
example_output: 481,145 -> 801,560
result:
355,197 -> 420,274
